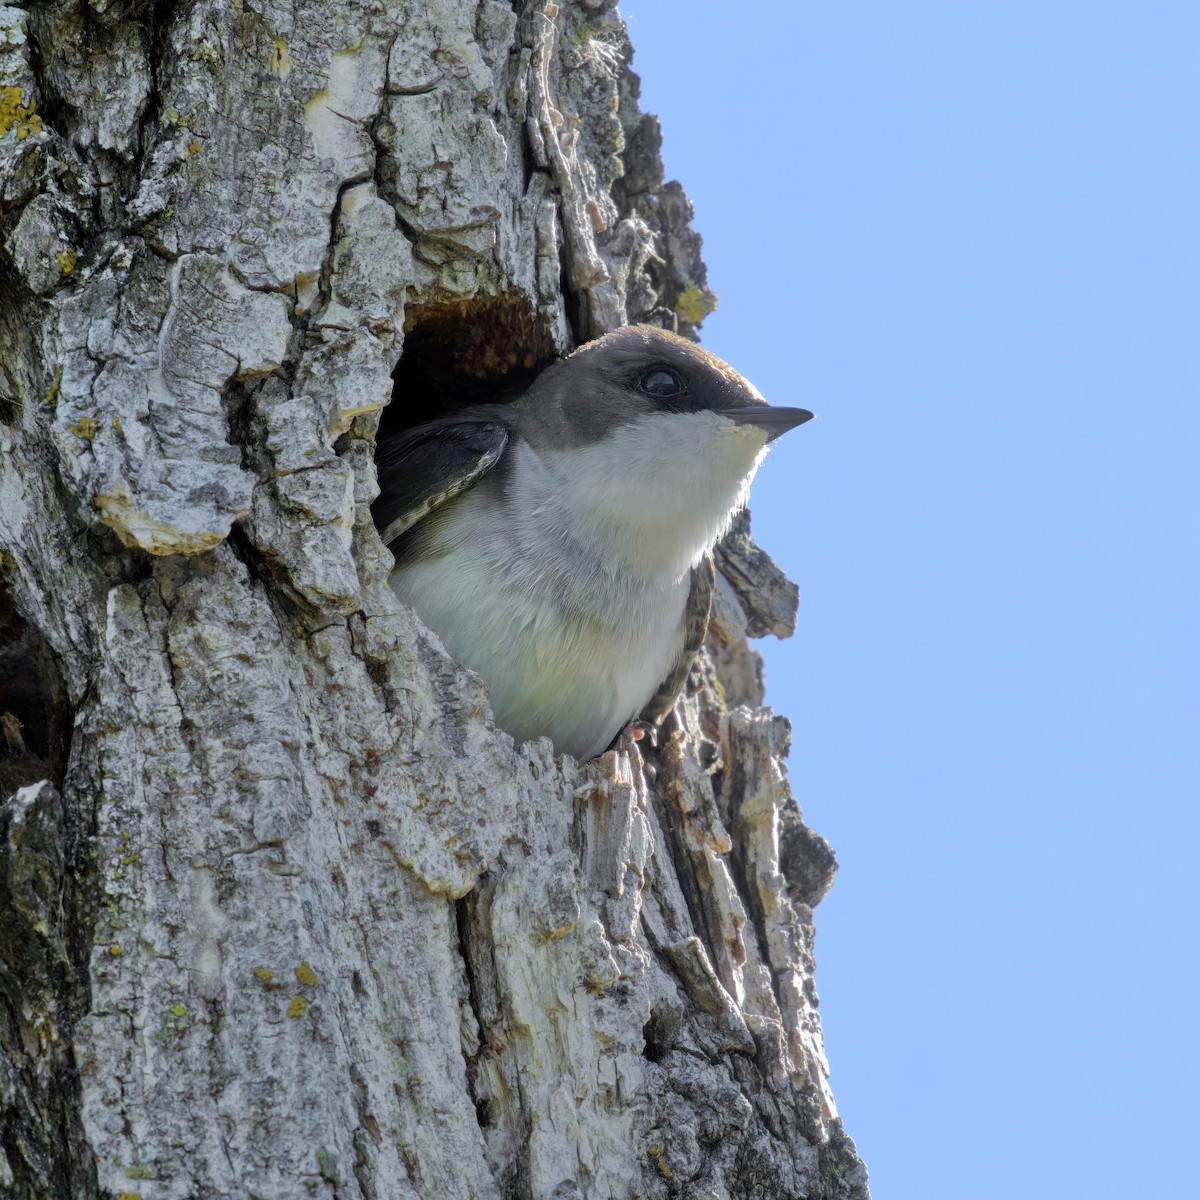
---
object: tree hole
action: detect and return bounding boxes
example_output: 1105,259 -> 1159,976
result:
642,1002 -> 683,1064
0,579 -> 72,798
383,292 -> 556,435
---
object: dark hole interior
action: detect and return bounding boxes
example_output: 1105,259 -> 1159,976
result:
381,292 -> 557,439
641,1003 -> 682,1063
0,579 -> 72,797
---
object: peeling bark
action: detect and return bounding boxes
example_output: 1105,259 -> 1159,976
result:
0,2 -> 868,1197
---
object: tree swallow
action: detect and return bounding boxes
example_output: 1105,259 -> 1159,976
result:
373,325 -> 813,761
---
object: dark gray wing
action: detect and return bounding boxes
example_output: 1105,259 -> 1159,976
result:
372,416 -> 509,547
640,552 -> 715,725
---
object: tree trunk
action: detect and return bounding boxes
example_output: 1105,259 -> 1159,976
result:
0,1 -> 869,1197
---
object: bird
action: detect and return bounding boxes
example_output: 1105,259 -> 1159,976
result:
373,324 -> 813,762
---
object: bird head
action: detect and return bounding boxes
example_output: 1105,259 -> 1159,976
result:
513,325 -> 814,576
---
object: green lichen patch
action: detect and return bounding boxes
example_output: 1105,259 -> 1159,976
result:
293,960 -> 319,986
647,1142 -> 674,1180
674,284 -> 718,324
156,1002 -> 190,1042
44,365 -> 63,405
316,1148 -> 343,1186
0,85 -> 43,141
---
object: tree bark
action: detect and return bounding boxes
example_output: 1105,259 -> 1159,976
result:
0,2 -> 869,1197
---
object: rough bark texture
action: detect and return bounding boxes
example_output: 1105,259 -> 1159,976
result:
0,2 -> 869,1197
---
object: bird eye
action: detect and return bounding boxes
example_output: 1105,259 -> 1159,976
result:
639,368 -> 685,398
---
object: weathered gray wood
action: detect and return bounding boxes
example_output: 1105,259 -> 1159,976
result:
0,2 -> 869,1197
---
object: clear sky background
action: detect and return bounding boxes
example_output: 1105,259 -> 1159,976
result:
623,3 -> 1198,1197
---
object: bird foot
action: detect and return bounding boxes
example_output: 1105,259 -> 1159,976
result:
626,720 -> 659,781
626,719 -> 659,750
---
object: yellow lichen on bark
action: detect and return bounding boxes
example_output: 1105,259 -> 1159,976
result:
0,85 -> 43,140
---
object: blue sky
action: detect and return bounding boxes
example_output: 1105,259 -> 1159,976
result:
623,3 -> 1199,1197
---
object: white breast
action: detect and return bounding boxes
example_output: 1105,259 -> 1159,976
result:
389,411 -> 769,760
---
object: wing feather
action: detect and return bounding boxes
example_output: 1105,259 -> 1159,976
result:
372,417 -> 509,548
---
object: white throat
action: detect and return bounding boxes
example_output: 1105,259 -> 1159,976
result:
532,410 -> 770,579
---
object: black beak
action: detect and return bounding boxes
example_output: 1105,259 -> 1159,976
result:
725,405 -> 815,442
